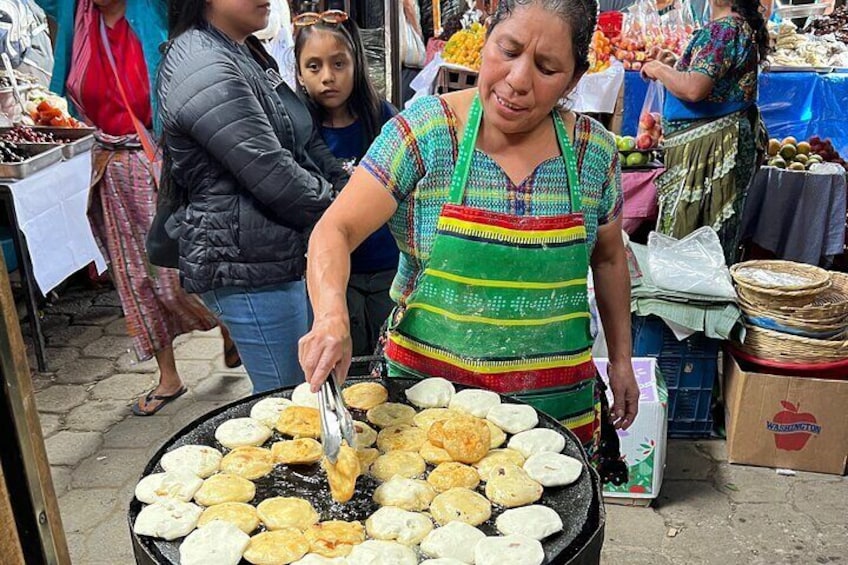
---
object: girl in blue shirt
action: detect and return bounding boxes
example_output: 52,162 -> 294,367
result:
295,12 -> 399,358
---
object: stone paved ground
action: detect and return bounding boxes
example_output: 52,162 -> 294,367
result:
18,286 -> 848,564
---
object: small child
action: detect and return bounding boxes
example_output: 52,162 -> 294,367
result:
295,11 -> 399,358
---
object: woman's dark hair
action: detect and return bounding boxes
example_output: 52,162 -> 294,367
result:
294,19 -> 384,147
732,0 -> 770,66
488,0 -> 598,76
168,0 -> 206,39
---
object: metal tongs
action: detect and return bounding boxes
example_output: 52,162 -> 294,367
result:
318,370 -> 356,464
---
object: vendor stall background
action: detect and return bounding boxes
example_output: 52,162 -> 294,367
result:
622,70 -> 848,157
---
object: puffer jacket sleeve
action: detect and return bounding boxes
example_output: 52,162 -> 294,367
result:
167,51 -> 333,232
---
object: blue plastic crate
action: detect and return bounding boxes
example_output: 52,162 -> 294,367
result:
0,227 -> 17,272
632,315 -> 719,438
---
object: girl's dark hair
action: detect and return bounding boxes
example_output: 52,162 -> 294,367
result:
489,0 -> 597,76
732,0 -> 770,66
294,19 -> 384,147
168,0 -> 206,39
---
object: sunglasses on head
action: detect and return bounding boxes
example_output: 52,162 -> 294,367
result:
293,10 -> 349,29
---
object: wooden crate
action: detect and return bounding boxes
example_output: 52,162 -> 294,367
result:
436,66 -> 478,94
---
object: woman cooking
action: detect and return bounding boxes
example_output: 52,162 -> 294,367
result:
300,0 -> 639,465
641,0 -> 770,264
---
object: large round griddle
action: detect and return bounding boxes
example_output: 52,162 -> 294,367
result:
128,377 -> 605,564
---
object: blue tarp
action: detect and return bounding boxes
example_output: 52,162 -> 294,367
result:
621,70 -> 848,157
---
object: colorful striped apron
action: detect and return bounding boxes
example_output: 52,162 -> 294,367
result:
385,95 -> 600,446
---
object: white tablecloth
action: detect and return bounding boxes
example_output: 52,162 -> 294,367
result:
5,152 -> 106,294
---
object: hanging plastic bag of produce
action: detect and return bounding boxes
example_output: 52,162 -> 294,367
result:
636,79 -> 664,150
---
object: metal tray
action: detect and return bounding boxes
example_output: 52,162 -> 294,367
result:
128,376 -> 605,565
767,65 -> 835,73
0,127 -> 96,160
59,134 -> 95,159
31,127 -> 97,159
31,125 -> 97,136
0,144 -> 63,180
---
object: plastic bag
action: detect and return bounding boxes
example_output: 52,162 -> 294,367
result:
408,53 -> 444,106
647,227 -> 737,299
636,79 -> 664,150
360,27 -> 386,96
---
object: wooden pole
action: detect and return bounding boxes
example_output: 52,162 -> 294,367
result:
0,251 -> 70,565
385,0 -> 403,108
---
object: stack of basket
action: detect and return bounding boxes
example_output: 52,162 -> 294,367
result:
731,260 -> 848,364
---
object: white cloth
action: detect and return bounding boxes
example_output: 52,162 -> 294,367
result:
5,152 -> 106,293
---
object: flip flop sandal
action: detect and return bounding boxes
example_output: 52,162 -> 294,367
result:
132,386 -> 188,417
224,343 -> 242,369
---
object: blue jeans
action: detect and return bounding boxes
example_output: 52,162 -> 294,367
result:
202,281 -> 308,394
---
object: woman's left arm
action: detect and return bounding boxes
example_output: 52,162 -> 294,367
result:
641,62 -> 714,103
591,218 -> 639,430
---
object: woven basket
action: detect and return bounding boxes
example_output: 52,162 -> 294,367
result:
738,271 -> 848,322
735,324 -> 848,364
731,260 -> 832,308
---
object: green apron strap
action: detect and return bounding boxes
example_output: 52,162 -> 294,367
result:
553,110 -> 582,213
448,95 -> 484,205
449,95 -> 582,212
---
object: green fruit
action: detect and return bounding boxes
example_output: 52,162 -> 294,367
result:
626,152 -> 648,167
808,154 -> 823,163
617,136 -> 637,152
767,139 -> 781,156
779,144 -> 797,160
788,162 -> 806,172
794,154 -> 809,164
769,157 -> 787,169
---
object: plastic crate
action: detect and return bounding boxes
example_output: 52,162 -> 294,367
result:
631,315 -> 719,437
436,66 -> 478,94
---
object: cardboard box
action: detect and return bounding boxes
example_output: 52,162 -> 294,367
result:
597,358 -> 668,505
725,355 -> 848,476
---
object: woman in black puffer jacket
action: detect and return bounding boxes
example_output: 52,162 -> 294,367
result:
158,0 -> 348,393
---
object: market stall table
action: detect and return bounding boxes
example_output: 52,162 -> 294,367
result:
740,166 -> 847,266
621,70 -> 848,156
621,167 -> 663,234
0,151 -> 105,371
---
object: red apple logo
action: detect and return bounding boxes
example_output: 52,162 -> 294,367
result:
767,401 -> 821,451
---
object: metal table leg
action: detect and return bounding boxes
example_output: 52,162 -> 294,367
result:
0,189 -> 47,372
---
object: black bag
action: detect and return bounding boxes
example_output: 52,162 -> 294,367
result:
145,197 -> 181,269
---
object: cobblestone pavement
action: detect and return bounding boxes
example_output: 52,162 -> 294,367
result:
19,286 -> 848,565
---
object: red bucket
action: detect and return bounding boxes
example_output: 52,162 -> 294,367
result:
728,346 -> 848,381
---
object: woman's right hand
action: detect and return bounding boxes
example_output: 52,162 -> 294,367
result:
298,314 -> 352,393
648,46 -> 677,67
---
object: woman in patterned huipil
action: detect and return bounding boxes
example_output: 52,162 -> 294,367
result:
641,0 -> 770,264
300,0 -> 639,474
37,0 -> 223,415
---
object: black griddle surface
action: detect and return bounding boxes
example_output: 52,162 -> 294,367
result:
128,377 -> 604,564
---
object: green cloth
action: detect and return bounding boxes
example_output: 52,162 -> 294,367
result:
629,242 -> 742,340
